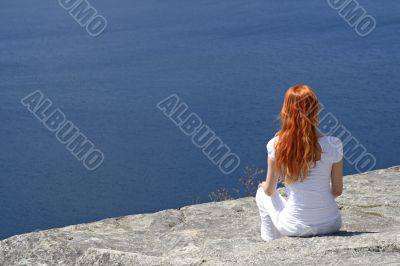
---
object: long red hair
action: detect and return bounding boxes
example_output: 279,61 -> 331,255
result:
275,85 -> 320,184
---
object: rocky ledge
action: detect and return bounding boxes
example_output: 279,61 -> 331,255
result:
1,166 -> 400,265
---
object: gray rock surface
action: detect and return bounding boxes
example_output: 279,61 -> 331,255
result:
1,166 -> 399,265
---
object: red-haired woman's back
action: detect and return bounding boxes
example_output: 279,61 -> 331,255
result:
256,85 -> 343,240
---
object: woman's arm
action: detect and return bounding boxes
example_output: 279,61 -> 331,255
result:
331,160 -> 343,198
260,157 -> 279,196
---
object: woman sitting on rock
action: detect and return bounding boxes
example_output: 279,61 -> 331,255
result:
256,85 -> 343,241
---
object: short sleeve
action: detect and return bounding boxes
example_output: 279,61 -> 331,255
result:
266,137 -> 278,161
328,136 -> 343,163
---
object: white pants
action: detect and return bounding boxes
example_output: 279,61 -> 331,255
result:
255,187 -> 341,241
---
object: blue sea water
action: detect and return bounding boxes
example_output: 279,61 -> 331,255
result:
0,0 -> 399,239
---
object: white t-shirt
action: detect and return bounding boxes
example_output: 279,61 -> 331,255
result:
266,135 -> 343,226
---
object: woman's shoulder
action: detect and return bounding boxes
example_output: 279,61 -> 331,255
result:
266,135 -> 279,161
320,135 -> 343,162
320,135 -> 342,147
266,135 -> 279,149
